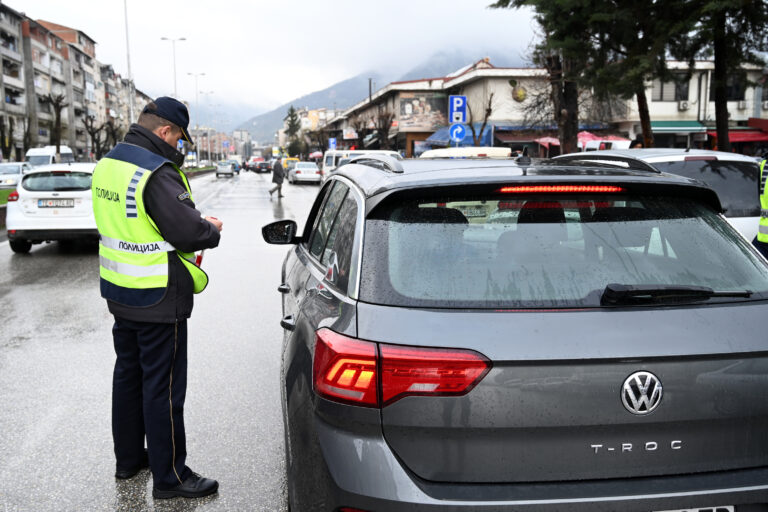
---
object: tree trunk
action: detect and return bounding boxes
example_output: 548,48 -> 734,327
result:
712,11 -> 730,153
562,76 -> 579,154
636,86 -> 654,148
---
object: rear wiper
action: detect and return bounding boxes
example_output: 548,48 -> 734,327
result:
600,283 -> 752,306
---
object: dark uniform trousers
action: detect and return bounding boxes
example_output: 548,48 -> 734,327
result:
112,317 -> 192,489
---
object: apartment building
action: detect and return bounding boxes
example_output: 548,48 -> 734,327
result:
0,3 -> 26,160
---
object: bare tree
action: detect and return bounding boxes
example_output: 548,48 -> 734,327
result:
84,116 -> 106,160
374,109 -> 394,150
22,115 -> 31,158
349,114 -> 369,149
44,93 -> 69,157
0,116 -> 15,161
104,119 -> 123,151
466,92 -> 495,146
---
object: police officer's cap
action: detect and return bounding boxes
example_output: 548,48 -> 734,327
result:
144,97 -> 193,146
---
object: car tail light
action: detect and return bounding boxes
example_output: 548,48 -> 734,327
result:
7,190 -> 18,202
499,185 -> 625,194
379,344 -> 490,405
296,170 -> 301,174
314,329 -> 378,407
313,329 -> 491,408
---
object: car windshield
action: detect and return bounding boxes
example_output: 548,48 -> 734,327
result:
361,192 -> 768,308
0,163 -> 22,174
651,159 -> 759,217
27,155 -> 50,166
22,171 -> 92,191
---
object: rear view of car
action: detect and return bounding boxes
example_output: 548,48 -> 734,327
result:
255,161 -> 271,173
265,157 -> 768,511
287,161 -> 322,184
215,161 -> 235,178
6,163 -> 97,253
0,162 -> 29,189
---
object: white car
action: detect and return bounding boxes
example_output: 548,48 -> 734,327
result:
554,149 -> 762,241
287,161 -> 322,184
0,162 -> 33,189
6,163 -> 98,253
215,161 -> 235,178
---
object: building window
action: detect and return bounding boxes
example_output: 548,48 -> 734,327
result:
3,58 -> 20,79
652,74 -> 689,102
709,73 -> 746,102
0,30 -> 17,52
5,87 -> 23,105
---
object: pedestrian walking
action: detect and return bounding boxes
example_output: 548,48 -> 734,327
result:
753,155 -> 768,259
269,158 -> 285,198
91,97 -> 223,499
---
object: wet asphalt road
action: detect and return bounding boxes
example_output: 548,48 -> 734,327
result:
0,171 -> 322,511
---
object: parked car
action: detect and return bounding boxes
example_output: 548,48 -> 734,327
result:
287,161 -> 322,184
215,161 -> 235,178
263,153 -> 768,511
226,160 -> 241,175
247,156 -> 265,171
282,157 -> 299,172
255,161 -> 271,173
554,149 -> 762,240
0,162 -> 33,189
6,163 -> 98,253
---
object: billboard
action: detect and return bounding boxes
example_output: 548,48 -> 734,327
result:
343,128 -> 359,140
399,92 -> 448,132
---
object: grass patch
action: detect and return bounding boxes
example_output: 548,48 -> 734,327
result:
0,188 -> 11,206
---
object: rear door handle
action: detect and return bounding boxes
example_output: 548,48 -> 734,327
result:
278,283 -> 291,294
280,315 -> 296,331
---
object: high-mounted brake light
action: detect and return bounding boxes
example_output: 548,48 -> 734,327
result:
7,190 -> 18,202
499,185 -> 625,194
313,329 -> 491,408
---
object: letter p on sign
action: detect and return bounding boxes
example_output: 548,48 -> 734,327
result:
449,95 -> 467,124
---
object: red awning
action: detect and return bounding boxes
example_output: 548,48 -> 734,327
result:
534,136 -> 560,148
706,130 -> 768,143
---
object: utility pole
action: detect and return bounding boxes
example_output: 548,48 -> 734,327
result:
123,0 -> 135,123
188,72 -> 205,164
160,37 -> 186,97
368,77 -> 373,104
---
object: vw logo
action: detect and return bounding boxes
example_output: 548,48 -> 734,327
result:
621,371 -> 663,415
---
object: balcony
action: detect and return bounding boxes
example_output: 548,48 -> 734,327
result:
3,75 -> 23,90
36,110 -> 52,121
4,102 -> 25,115
0,44 -> 21,62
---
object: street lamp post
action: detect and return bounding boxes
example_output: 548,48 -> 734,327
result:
187,72 -> 205,164
160,36 -> 186,97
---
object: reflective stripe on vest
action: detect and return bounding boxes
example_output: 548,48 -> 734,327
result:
99,255 -> 167,277
760,160 -> 768,242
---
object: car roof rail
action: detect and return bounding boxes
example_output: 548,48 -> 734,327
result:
347,154 -> 404,174
553,154 -> 660,173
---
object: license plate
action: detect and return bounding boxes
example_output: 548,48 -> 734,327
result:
655,506 -> 734,512
458,206 -> 487,218
38,198 -> 74,208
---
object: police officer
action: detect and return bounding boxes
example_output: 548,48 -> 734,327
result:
92,97 -> 222,499
754,155 -> 768,259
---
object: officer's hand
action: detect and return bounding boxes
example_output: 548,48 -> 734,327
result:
205,216 -> 223,232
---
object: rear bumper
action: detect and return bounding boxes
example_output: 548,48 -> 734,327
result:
8,228 -> 99,242
317,419 -> 768,511
292,174 -> 322,183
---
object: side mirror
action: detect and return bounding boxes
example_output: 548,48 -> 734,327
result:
262,220 -> 301,244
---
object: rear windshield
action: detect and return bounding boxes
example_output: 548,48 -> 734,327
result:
0,163 -> 22,174
652,159 -> 759,217
22,171 -> 92,191
361,193 -> 768,308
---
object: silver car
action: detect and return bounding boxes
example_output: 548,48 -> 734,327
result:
0,162 -> 32,189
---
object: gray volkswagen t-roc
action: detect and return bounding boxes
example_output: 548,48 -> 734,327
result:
263,154 -> 768,512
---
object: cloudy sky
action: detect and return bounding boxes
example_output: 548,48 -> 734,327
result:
20,0 -> 537,125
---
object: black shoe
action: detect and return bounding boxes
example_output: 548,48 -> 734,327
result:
115,449 -> 149,479
153,472 -> 219,499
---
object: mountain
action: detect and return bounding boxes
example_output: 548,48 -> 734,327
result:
237,71 -> 394,144
237,50 -> 527,144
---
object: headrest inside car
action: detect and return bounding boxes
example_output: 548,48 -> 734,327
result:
591,207 -> 653,247
396,206 -> 469,224
518,201 -> 566,224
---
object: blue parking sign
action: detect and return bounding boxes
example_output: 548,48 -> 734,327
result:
449,95 -> 467,124
329,138 -> 337,150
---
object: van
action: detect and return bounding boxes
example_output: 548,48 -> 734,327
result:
25,145 -> 75,166
321,149 -> 402,179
